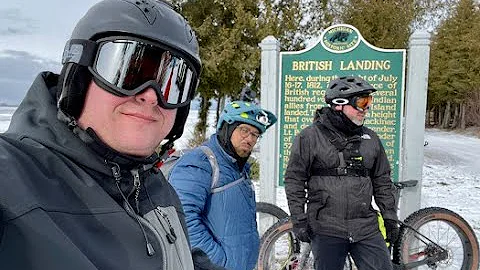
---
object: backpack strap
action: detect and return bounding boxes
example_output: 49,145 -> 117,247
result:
312,122 -> 369,177
315,122 -> 347,151
198,146 -> 220,191
199,145 -> 246,194
211,177 -> 245,194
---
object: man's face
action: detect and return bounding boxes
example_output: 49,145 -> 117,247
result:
78,81 -> 177,157
336,104 -> 369,126
230,124 -> 261,158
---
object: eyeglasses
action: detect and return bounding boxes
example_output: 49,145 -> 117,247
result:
332,95 -> 373,111
90,36 -> 199,109
236,126 -> 261,140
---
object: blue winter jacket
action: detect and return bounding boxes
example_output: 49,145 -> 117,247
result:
169,135 -> 259,270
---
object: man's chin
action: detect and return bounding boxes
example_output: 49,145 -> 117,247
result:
352,120 -> 364,126
237,149 -> 252,158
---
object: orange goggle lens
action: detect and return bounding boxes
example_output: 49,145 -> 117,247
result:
352,95 -> 373,110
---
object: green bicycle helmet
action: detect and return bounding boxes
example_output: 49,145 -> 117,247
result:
217,101 -> 277,134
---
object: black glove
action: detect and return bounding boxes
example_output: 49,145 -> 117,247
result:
192,248 -> 227,270
384,219 -> 399,244
293,223 -> 311,243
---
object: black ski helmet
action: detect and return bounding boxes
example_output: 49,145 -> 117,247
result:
57,0 -> 201,142
325,76 -> 376,105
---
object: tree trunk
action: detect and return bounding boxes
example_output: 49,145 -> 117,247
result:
451,103 -> 459,129
195,95 -> 210,136
442,101 -> 451,128
215,96 -> 226,127
426,107 -> 435,127
460,102 -> 466,129
438,106 -> 443,128
425,109 -> 430,127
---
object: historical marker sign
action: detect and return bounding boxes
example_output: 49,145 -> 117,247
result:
278,24 -> 405,186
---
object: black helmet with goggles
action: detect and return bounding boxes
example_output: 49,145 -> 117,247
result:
58,0 -> 201,142
325,76 -> 376,111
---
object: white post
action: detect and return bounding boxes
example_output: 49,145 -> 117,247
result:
400,31 -> 431,220
258,36 -> 280,205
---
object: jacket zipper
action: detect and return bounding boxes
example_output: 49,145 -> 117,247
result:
108,162 -> 156,256
155,207 -> 177,244
131,168 -> 141,213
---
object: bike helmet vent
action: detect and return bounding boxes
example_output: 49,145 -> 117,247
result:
325,76 -> 376,104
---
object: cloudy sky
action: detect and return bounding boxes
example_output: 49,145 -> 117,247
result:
0,0 -> 101,104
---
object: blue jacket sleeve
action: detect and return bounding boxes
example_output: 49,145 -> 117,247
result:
169,151 -> 227,266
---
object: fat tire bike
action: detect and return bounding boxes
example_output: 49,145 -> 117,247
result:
256,201 -> 289,238
256,181 -> 479,270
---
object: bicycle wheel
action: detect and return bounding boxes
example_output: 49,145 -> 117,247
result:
256,202 -> 289,237
257,217 -> 353,270
393,207 -> 479,270
257,217 -> 310,270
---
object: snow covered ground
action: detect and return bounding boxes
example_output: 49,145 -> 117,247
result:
2,107 -> 479,239
421,128 -> 480,237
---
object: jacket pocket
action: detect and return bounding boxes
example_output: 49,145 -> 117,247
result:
143,206 -> 195,270
307,191 -> 329,220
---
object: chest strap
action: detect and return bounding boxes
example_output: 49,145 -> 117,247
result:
314,122 -> 370,177
311,167 -> 370,177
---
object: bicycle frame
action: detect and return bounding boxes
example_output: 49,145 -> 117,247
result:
395,220 -> 449,269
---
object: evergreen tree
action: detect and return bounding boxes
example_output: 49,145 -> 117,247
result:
428,0 -> 480,128
170,0 -> 307,138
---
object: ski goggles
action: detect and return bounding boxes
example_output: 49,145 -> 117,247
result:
89,37 -> 200,109
332,95 -> 373,111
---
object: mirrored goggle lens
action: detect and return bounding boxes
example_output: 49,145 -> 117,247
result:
352,95 -> 373,110
93,39 -> 198,107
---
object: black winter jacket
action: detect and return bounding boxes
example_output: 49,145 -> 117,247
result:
0,72 -> 195,270
284,109 -> 398,242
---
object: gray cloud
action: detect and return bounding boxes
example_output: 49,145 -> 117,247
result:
0,8 -> 37,36
0,50 -> 61,105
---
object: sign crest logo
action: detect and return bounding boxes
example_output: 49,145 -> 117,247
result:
321,24 -> 360,53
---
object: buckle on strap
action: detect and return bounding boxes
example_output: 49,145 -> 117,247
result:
336,167 -> 348,176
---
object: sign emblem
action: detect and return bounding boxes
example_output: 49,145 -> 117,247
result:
321,24 -> 360,53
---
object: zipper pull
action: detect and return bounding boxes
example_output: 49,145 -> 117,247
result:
348,232 -> 354,243
157,208 -> 177,243
131,169 -> 141,213
109,162 -> 122,182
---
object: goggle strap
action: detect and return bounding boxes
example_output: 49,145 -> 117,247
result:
62,39 -> 97,66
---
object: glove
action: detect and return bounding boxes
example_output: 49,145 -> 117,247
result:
293,223 -> 311,243
384,219 -> 399,244
192,248 -> 227,270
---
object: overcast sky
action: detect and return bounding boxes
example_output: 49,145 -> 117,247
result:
0,0 -> 101,104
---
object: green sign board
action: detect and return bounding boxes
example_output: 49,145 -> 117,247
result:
279,24 -> 405,186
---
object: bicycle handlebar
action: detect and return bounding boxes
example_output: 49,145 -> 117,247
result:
394,180 -> 418,189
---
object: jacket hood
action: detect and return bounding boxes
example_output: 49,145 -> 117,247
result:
6,72 -> 122,176
316,107 -> 364,136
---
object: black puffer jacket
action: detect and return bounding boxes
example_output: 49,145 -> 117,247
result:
284,108 -> 397,242
0,72 -> 196,270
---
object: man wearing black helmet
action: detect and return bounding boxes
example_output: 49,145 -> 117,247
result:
0,1 -> 224,269
284,76 -> 398,270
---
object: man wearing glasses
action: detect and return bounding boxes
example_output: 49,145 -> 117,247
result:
285,76 -> 398,270
169,101 -> 277,270
0,0 -> 225,269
